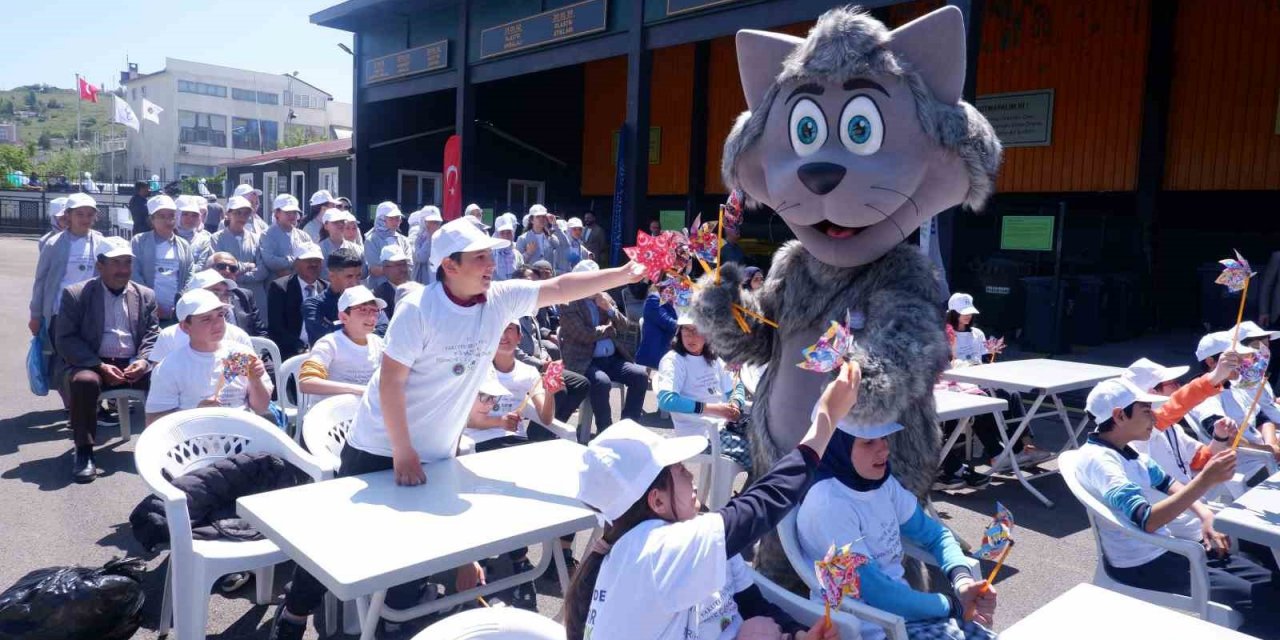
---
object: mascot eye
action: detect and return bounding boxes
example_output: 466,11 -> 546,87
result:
839,96 -> 884,155
788,98 -> 827,157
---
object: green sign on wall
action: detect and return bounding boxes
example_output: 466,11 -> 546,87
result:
482,208 -> 495,226
660,210 -> 685,232
1000,215 -> 1055,251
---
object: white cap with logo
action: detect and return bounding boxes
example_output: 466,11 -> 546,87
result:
1122,358 -> 1189,394
337,285 -> 387,314
292,243 -> 324,261
1086,378 -> 1167,424
495,219 -> 515,234
576,420 -> 708,523
380,244 -> 408,263
1195,331 -> 1255,362
375,201 -> 403,220
573,260 -> 599,273
176,195 -> 202,214
322,209 -> 355,224
185,268 -> 237,293
567,217 -> 584,229
528,204 -> 549,218
273,193 -> 301,213
96,236 -> 133,259
226,195 -> 253,211
807,405 -> 904,439
430,217 -> 508,269
176,288 -> 228,322
422,206 -> 444,223
65,192 -> 98,212
233,184 -> 262,198
1235,321 -> 1280,343
147,195 -> 177,216
48,197 -> 69,222
465,203 -> 483,217
947,292 -> 979,315
309,189 -> 339,207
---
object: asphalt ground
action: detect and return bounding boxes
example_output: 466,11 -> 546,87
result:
0,234 -> 1100,639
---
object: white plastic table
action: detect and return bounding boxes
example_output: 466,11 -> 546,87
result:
941,359 -> 1124,507
237,439 -> 597,640
1213,471 -> 1280,550
934,388 -> 1010,464
1001,583 -> 1253,639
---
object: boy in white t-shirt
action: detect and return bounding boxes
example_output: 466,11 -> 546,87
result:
464,321 -> 554,452
145,289 -> 272,424
299,285 -> 386,398
1078,378 -> 1280,638
148,269 -> 254,364
270,216 -> 646,640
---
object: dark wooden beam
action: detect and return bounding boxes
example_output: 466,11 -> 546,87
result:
686,40 -> 710,220
456,1 -> 476,204
352,33 -> 371,220
1135,0 -> 1178,328
938,0 -> 985,281
620,0 -> 652,258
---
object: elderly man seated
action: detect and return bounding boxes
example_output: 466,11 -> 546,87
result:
55,237 -> 159,483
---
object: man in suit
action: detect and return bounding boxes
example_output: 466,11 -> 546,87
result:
558,262 -> 647,430
55,237 -> 159,482
131,195 -> 194,319
581,211 -> 609,267
267,244 -> 327,358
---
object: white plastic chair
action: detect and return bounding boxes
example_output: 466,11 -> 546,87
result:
276,354 -> 309,440
576,381 -> 625,442
684,418 -> 747,511
777,510 -> 981,640
134,408 -> 334,640
1058,449 -> 1244,629
100,388 -> 146,441
249,336 -> 281,372
749,567 -> 864,639
413,606 -> 564,639
300,394 -> 359,473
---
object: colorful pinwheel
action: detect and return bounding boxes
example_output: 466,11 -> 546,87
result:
814,543 -> 870,623
1216,251 -> 1254,293
974,502 -> 1015,561
623,231 -> 677,282
221,352 -> 256,384
657,274 -> 695,309
797,312 -> 856,373
542,360 -> 566,395
983,336 -> 1006,363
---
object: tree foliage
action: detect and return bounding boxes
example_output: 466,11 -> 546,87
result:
0,144 -> 33,175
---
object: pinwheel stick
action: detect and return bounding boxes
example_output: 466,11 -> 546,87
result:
1231,276 -> 1251,353
988,351 -> 996,365
965,540 -> 1013,622
1232,375 -> 1268,450
512,377 -> 543,417
734,303 -> 779,328
715,205 -> 725,285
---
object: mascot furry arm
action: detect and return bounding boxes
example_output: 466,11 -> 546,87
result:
691,6 -> 1001,501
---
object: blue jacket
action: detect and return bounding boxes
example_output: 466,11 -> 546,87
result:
635,294 -> 678,369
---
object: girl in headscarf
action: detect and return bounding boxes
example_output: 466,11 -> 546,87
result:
362,201 -> 411,290
742,266 -> 765,291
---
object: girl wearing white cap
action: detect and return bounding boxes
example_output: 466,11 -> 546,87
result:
944,292 -> 990,365
175,196 -> 213,267
38,197 -> 69,254
516,204 -> 560,269
317,208 -> 357,280
408,206 -> 444,284
797,417 -> 998,640
655,316 -> 751,471
565,363 -> 860,640
362,201 -> 411,290
131,195 -> 195,319
301,189 -> 340,243
261,194 -> 316,279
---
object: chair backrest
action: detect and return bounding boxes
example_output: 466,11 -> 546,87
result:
413,607 -> 565,639
301,394 -> 360,471
135,408 -> 321,481
250,336 -> 282,372
777,511 -> 823,596
276,354 -> 308,414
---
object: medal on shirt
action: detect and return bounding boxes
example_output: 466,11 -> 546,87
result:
452,363 -> 466,376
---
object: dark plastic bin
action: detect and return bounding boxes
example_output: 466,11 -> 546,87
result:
1021,276 -> 1068,353
1068,275 -> 1105,346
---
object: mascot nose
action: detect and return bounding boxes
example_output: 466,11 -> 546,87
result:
797,162 -> 847,195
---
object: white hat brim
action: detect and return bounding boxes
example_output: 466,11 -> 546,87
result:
1155,365 -> 1190,384
653,434 -> 710,467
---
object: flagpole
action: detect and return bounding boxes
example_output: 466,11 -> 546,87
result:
75,73 -> 81,144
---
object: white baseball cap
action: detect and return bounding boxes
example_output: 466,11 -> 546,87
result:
176,195 -> 202,214
576,420 -> 708,523
478,368 -> 510,398
375,201 -> 403,220
1195,331 -> 1255,362
1122,358 -> 1189,394
48,197 -> 68,221
309,189 -> 339,207
1235,321 -> 1280,343
422,206 -> 443,223
947,292 -> 979,315
497,212 -> 519,229
185,268 -> 237,293
495,219 -> 515,234
292,243 -> 324,261
567,217 -> 584,230
380,244 -> 408,263
807,405 -> 904,439
233,184 -> 262,198
573,260 -> 599,273
273,193 -> 301,213
337,284 -> 387,314
147,195 -> 177,216
226,195 -> 253,211
176,288 -> 228,322
529,204 -> 549,217
676,312 -> 697,326
96,236 -> 133,259
65,192 -> 98,212
322,209 -> 349,224
465,203 -> 482,217
430,217 -> 508,269
1086,378 -> 1167,424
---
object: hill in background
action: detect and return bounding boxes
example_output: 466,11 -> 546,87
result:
0,84 -> 114,149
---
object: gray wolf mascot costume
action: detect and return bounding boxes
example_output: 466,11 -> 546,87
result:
691,6 -> 1002,581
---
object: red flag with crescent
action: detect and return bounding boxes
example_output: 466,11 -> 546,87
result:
443,135 -> 462,221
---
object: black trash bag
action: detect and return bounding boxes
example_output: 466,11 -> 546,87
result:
0,557 -> 145,640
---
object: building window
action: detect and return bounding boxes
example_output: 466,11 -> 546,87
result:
285,91 -> 322,110
257,91 -> 278,105
232,88 -> 279,105
176,163 -> 216,178
177,80 -> 227,97
263,171 -> 279,202
231,117 -> 279,151
319,167 -> 339,196
179,111 -> 227,147
232,88 -> 255,102
508,179 -> 545,213
239,174 -> 254,187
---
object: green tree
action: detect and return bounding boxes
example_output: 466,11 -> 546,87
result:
0,144 -> 33,175
282,126 -> 329,150
37,132 -> 52,150
0,100 -> 12,116
35,147 -> 95,180
24,90 -> 37,110
46,97 -> 61,109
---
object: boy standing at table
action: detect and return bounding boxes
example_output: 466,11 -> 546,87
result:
270,217 -> 645,639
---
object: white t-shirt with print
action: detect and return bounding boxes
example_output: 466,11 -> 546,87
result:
145,343 -> 273,412
307,330 -> 385,386
148,322 -> 253,364
347,279 -> 541,462
464,359 -> 540,445
585,515 -> 751,640
57,234 -> 95,314
154,238 -> 180,312
1078,441 -> 1172,568
654,351 -> 735,437
795,475 -> 919,640
952,327 -> 988,364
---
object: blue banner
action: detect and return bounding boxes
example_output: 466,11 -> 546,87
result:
609,126 -> 627,267
365,40 -> 449,85
480,0 -> 607,59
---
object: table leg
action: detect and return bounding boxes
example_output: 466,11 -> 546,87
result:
358,590 -> 385,640
938,417 -> 972,466
988,393 -> 1055,508
1050,394 -> 1090,453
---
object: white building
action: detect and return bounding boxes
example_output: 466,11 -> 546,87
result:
0,123 -> 17,145
118,58 -> 352,188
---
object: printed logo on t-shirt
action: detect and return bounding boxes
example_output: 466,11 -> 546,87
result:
438,339 -> 488,377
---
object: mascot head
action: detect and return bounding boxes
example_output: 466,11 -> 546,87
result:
723,6 -> 1001,268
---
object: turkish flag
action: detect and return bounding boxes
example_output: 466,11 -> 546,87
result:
443,134 -> 461,221
78,77 -> 99,103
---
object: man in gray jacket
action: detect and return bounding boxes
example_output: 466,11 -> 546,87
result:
29,193 -> 106,339
209,196 -> 269,305
130,194 -> 194,320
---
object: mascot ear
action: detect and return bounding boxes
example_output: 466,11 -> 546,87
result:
736,29 -> 804,110
886,6 -> 966,105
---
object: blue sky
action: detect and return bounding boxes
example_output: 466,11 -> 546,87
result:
0,0 -> 355,103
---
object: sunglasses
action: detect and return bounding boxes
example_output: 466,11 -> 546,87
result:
478,393 -> 499,404
213,263 -> 240,274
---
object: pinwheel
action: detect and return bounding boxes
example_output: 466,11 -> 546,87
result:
1217,250 -> 1256,351
797,313 -> 856,373
966,503 -> 1016,621
814,543 -> 870,626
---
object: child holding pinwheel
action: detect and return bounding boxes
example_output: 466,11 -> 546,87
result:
564,363 -> 860,640
796,415 -> 998,640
